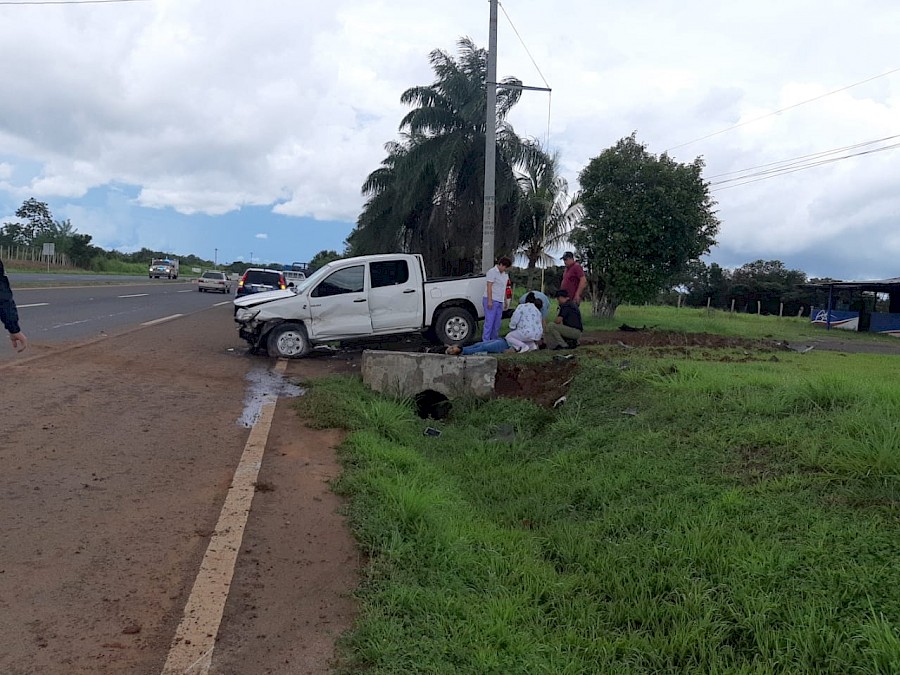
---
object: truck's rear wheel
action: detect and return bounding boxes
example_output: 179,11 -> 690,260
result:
266,322 -> 311,359
434,307 -> 475,346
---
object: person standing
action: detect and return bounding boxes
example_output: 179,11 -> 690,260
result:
1,259 -> 28,352
560,251 -> 587,306
483,256 -> 512,341
543,288 -> 583,350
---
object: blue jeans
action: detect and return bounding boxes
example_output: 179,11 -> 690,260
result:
482,297 -> 504,341
462,338 -> 509,355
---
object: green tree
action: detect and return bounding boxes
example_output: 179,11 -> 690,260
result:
309,249 -> 341,271
515,142 -> 582,290
573,134 -> 719,317
349,37 -> 525,276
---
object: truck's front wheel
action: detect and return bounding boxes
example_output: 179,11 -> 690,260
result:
434,307 -> 475,346
266,322 -> 311,359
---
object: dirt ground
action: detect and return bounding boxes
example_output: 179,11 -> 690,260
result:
0,307 -> 358,674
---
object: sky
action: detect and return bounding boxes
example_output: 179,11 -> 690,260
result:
0,0 -> 898,280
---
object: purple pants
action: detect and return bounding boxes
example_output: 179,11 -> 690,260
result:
482,297 -> 504,341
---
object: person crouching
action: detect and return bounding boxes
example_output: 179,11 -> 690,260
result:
506,292 -> 543,353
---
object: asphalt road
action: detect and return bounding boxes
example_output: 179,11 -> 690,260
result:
3,280 -> 235,362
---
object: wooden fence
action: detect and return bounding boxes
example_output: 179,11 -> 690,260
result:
0,244 -> 71,267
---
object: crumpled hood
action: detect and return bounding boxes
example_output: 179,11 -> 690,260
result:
233,289 -> 296,308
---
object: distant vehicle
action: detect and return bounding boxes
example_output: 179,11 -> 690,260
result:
233,253 -> 486,358
149,258 -> 179,279
236,268 -> 287,297
197,270 -> 232,294
284,270 -> 306,285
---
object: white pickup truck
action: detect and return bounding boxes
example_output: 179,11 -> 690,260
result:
233,253 -> 486,358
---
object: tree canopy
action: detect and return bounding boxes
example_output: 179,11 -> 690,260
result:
573,134 -> 719,317
347,37 -> 526,276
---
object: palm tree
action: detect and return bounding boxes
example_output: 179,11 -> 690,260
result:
515,143 -> 583,290
350,37 -> 526,276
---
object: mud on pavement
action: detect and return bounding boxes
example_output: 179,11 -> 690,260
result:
0,305 -> 358,674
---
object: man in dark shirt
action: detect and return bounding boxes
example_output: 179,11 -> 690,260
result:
542,288 -> 583,349
1,259 -> 28,352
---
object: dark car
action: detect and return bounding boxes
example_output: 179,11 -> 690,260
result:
236,268 -> 287,297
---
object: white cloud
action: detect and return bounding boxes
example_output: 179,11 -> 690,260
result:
255,233 -> 268,240
0,0 -> 898,276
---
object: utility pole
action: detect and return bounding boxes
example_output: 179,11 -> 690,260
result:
481,0 -> 498,274
214,248 -> 217,267
481,0 -> 550,274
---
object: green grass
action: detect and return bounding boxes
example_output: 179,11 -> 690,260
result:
297,314 -> 900,674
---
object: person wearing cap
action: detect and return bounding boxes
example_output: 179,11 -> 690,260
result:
543,288 -> 583,350
482,256 -> 512,341
560,251 -> 587,306
1,258 -> 28,352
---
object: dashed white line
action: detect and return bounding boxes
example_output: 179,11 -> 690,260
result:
118,293 -> 150,298
213,301 -> 232,307
17,302 -> 49,308
140,314 -> 184,326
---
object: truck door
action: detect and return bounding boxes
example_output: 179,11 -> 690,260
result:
307,264 -> 372,338
369,259 -> 422,332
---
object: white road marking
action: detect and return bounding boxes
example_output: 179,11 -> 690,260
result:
118,293 -> 150,298
213,301 -> 232,307
141,314 -> 183,326
162,360 -> 287,675
177,290 -> 193,293
17,302 -> 49,308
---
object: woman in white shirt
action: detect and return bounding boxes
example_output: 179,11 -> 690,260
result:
483,256 -> 512,341
505,293 -> 544,352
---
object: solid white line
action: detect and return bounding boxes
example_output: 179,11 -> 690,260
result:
17,302 -> 49,308
141,314 -> 183,326
118,293 -> 150,298
162,360 -> 287,675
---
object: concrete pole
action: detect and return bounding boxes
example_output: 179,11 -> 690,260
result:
481,0 -> 498,274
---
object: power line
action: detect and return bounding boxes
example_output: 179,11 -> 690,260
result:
707,134 -> 900,179
498,1 -> 550,90
710,141 -> 900,190
666,66 -> 900,153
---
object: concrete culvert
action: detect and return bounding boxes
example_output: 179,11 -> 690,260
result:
415,390 -> 452,420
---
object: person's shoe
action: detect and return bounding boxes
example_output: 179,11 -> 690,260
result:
445,345 -> 462,355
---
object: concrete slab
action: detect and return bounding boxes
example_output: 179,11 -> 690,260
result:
361,350 -> 497,399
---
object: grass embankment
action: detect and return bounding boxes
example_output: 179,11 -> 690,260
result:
298,311 -> 900,674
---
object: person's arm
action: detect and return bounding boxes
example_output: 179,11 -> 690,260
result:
575,272 -> 587,304
485,281 -> 494,308
1,263 -> 26,351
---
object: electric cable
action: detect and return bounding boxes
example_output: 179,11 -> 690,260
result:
710,141 -> 900,190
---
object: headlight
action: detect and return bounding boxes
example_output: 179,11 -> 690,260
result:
235,308 -> 259,322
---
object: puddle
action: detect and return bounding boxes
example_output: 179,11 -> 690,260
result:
237,367 -> 305,428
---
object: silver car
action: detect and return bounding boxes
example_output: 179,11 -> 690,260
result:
197,271 -> 232,294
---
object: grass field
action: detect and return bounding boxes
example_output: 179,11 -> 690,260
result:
297,307 -> 900,674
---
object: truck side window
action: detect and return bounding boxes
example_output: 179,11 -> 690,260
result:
370,260 -> 410,288
312,265 -> 365,297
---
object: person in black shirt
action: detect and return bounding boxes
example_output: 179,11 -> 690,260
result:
1,259 -> 28,352
542,288 -> 582,350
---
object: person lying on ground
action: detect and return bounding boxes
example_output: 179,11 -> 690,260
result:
542,288 -> 583,350
506,293 -> 544,353
445,337 -> 514,356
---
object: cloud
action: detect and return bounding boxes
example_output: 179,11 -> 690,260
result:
0,0 -> 897,276
255,233 -> 268,240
